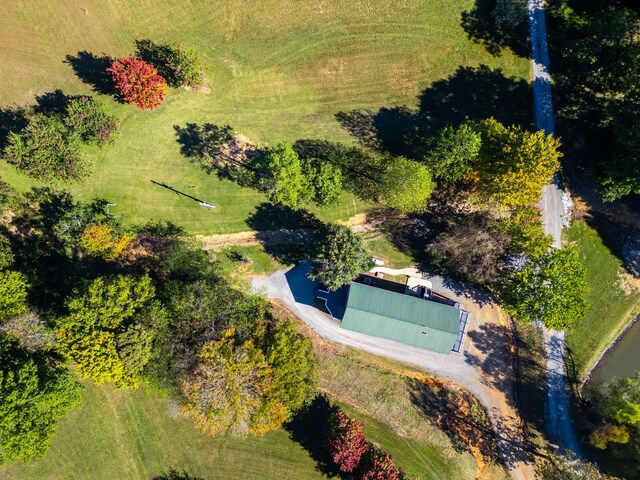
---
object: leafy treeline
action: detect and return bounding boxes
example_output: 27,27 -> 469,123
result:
584,373 -> 640,477
178,118 -> 560,214
2,94 -> 118,182
466,0 -> 640,201
0,186 -> 317,465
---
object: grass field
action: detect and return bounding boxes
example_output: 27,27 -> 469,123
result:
0,0 -> 528,234
0,358 -> 473,480
565,221 -> 640,380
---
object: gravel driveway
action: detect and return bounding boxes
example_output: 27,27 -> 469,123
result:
253,263 -> 536,480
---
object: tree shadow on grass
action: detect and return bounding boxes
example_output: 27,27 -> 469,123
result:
173,123 -> 260,188
460,0 -> 531,59
33,89 -> 81,116
0,106 -> 29,150
465,322 -> 519,408
64,51 -> 116,96
335,65 -> 533,158
245,203 -> 320,265
284,395 -> 345,478
408,377 -> 535,469
152,469 -> 204,480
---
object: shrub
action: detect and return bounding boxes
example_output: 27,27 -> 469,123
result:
78,222 -> 132,260
0,270 -> 29,321
107,56 -> 168,109
135,39 -> 204,88
357,447 -> 407,480
64,96 -> 118,145
325,408 -> 369,472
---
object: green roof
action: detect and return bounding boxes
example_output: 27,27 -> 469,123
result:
340,282 -> 461,354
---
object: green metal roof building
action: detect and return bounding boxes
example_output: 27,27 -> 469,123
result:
340,282 -> 462,354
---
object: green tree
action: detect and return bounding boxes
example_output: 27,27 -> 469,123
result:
135,39 -> 204,88
309,224 -> 374,290
57,275 -> 155,388
498,206 -> 553,258
379,157 -> 434,213
0,270 -> 29,321
424,124 -> 481,187
0,234 -> 14,269
264,320 -> 317,416
602,89 -> 640,201
3,115 -> 89,182
502,246 -> 588,329
473,118 -> 561,207
182,329 -> 283,437
149,278 -> 268,390
305,161 -> 343,207
0,335 -> 82,464
63,96 -> 118,145
602,373 -> 640,426
256,143 -> 310,208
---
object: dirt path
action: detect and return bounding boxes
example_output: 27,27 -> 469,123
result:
196,213 -> 369,251
253,264 -> 536,480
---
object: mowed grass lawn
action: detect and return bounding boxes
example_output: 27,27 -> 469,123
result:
0,0 -> 528,234
0,378 -> 467,480
565,221 -> 640,380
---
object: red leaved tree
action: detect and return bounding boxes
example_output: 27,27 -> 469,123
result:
324,407 -> 369,472
357,447 -> 408,480
107,56 -> 167,109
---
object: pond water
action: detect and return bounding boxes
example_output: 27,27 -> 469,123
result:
589,314 -> 640,385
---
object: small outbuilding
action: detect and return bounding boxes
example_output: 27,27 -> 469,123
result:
340,281 -> 464,354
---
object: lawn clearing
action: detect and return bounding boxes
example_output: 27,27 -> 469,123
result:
0,0 -> 528,234
565,221 -> 640,380
0,354 -> 476,480
366,235 -> 417,269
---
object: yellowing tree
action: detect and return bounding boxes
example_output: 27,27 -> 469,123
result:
78,223 -> 132,260
473,118 -> 561,207
182,329 -> 286,437
57,275 -> 155,388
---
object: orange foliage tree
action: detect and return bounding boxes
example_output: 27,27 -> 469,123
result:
107,56 -> 168,109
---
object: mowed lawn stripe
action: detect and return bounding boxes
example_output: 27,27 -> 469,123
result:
0,0 -> 527,234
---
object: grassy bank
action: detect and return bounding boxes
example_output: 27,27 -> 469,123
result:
565,221 -> 640,380
0,0 -> 528,234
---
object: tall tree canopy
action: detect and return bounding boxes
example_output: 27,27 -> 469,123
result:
135,39 -> 204,88
378,157 -> 434,213
182,329 -> 283,437
0,270 -> 29,321
255,143 -> 310,208
63,96 -> 118,146
0,335 -> 82,464
309,224 -> 374,291
3,115 -> 88,182
502,246 -> 589,330
424,124 -> 481,187
473,118 -> 561,207
57,275 -> 156,388
264,319 -> 317,417
108,56 -> 168,110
